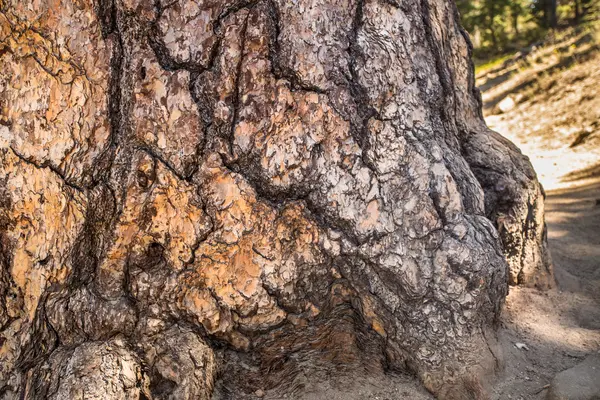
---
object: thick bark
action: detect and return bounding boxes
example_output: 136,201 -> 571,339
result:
0,0 -> 552,399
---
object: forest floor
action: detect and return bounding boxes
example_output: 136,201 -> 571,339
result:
213,24 -> 600,400
482,22 -> 600,400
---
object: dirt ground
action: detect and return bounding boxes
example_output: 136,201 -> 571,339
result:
213,26 -> 600,400
480,24 -> 600,400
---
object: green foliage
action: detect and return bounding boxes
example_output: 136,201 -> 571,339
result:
474,54 -> 513,75
457,0 -> 597,58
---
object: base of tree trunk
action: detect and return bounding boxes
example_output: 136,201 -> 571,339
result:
0,0 -> 552,398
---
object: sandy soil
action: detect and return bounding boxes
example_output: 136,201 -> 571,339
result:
483,26 -> 600,399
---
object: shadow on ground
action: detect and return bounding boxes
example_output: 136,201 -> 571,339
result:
562,162 -> 600,182
482,44 -> 599,111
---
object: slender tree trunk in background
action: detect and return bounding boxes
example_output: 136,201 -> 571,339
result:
0,0 -> 553,399
511,7 -> 520,37
548,0 -> 558,27
574,0 -> 581,23
488,4 -> 499,49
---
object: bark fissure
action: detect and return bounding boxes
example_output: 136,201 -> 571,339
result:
7,147 -> 85,193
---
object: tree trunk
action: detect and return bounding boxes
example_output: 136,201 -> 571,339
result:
487,3 -> 499,49
0,0 -> 553,399
548,0 -> 558,28
511,6 -> 520,37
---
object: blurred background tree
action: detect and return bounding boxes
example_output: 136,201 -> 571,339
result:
457,0 -> 599,59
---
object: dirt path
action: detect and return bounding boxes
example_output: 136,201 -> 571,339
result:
547,181 -> 600,299
490,183 -> 600,400
481,26 -> 600,399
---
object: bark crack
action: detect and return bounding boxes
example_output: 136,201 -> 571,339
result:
8,147 -> 85,193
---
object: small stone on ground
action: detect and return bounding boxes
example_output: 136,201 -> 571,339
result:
546,353 -> 600,400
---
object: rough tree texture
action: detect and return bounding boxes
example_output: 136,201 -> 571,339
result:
0,0 -> 553,399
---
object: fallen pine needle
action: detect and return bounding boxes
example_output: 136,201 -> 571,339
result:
533,384 -> 551,395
